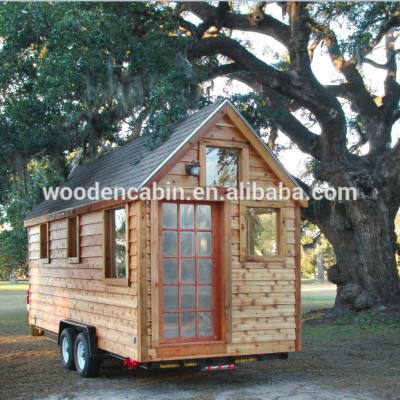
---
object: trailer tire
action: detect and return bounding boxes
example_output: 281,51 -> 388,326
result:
74,332 -> 100,378
30,325 -> 43,337
60,328 -> 78,371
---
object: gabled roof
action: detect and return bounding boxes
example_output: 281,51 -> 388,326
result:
25,98 -> 307,223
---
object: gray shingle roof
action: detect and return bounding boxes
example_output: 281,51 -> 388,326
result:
25,98 -> 307,222
25,99 -> 226,221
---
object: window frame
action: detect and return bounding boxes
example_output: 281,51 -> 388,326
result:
39,223 -> 50,263
102,204 -> 129,286
199,143 -> 249,189
239,200 -> 286,263
67,216 -> 80,263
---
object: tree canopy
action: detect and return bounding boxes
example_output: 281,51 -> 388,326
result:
0,2 -> 399,314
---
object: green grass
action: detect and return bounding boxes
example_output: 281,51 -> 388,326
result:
0,310 -> 27,324
301,278 -> 333,285
301,279 -> 336,314
302,321 -> 400,342
0,291 -> 27,313
0,281 -> 29,291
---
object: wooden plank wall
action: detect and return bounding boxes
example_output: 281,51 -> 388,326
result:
149,115 -> 297,359
28,114 -> 299,362
230,143 -> 296,348
28,207 -> 139,359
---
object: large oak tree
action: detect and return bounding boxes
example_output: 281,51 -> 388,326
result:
180,1 -> 400,315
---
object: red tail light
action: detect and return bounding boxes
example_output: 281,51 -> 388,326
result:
203,364 -> 235,371
123,359 -> 129,366
27,289 -> 29,304
128,359 -> 137,367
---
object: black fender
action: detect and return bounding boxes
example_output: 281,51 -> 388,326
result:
58,320 -> 98,359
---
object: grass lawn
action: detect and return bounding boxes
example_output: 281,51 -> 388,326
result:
0,281 -> 29,291
301,278 -> 336,314
0,290 -> 27,313
301,278 -> 334,285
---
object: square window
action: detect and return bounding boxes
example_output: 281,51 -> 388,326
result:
246,207 -> 277,256
206,147 -> 238,187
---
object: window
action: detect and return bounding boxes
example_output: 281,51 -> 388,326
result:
67,216 -> 80,263
103,206 -> 129,283
159,202 -> 221,343
246,208 -> 277,256
239,201 -> 286,262
206,147 -> 238,187
39,223 -> 49,262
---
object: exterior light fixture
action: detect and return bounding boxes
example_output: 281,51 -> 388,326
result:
185,160 -> 201,177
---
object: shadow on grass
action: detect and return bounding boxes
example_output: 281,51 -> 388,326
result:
302,307 -> 400,329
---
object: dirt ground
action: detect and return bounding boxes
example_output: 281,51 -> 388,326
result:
1,289 -> 400,400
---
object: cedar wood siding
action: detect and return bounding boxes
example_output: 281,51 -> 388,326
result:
148,115 -> 298,361
27,112 -> 301,362
28,211 -> 139,359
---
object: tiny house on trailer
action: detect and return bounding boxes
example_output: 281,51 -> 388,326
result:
24,99 -> 307,377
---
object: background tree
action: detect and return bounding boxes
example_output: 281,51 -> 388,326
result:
0,2 -> 202,280
0,158 -> 60,280
301,221 -> 336,279
179,1 -> 400,315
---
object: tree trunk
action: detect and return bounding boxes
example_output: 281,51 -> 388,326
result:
316,241 -> 324,279
304,196 -> 400,315
9,267 -> 16,284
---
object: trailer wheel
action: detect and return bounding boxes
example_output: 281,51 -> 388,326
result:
30,325 -> 43,337
74,332 -> 100,378
60,328 -> 78,371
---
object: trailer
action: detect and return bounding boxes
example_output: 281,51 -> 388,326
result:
24,99 -> 307,377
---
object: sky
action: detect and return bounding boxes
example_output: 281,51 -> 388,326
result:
186,2 -> 400,179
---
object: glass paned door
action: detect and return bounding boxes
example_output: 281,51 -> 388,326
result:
159,202 -> 220,343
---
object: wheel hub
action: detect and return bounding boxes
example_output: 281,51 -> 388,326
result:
77,341 -> 85,370
62,337 -> 69,362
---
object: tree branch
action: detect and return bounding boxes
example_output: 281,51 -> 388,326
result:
231,73 -> 322,159
267,125 -> 278,151
181,1 -> 291,48
189,36 -> 287,86
179,17 -> 200,38
366,14 -> 400,55
381,29 -> 400,122
131,107 -> 151,140
308,35 -> 322,63
190,35 -> 349,154
381,136 -> 400,198
307,15 -> 391,156
210,63 -> 243,79
324,83 -> 353,99
393,108 -> 400,122
362,49 -> 400,70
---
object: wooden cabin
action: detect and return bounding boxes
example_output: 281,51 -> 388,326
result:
24,99 -> 307,376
